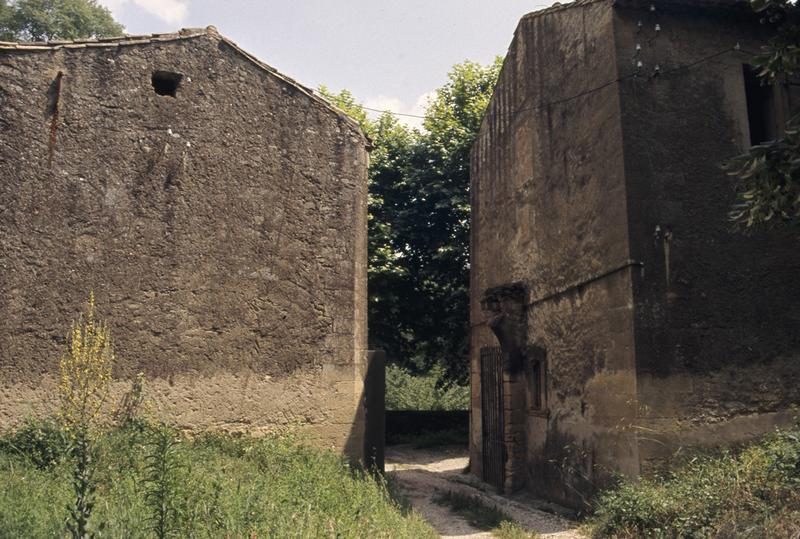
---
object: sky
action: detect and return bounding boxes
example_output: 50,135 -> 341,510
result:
97,0 -> 556,128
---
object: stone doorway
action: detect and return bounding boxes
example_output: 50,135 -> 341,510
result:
480,283 -> 529,493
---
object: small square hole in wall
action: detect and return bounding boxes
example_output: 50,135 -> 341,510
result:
152,70 -> 183,97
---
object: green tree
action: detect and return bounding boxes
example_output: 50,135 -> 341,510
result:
318,86 -> 371,133
320,58 -> 502,384
0,0 -> 123,42
0,1 -> 14,40
728,0 -> 799,229
401,59 -> 502,383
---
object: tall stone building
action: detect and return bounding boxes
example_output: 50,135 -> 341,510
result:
0,27 -> 370,459
470,0 -> 800,509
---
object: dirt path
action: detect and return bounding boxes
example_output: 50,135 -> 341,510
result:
386,445 -> 585,539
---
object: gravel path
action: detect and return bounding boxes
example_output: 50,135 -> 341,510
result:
386,445 -> 586,539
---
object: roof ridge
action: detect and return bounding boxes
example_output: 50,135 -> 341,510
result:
213,33 -> 367,139
520,0 -> 610,21
0,26 -> 367,143
519,0 -> 751,22
0,26 -> 213,48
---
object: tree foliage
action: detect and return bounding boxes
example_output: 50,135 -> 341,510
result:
320,58 -> 502,383
728,0 -> 800,229
0,0 -> 123,42
0,1 -> 14,40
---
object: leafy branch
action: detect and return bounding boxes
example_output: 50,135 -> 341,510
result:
728,0 -> 800,230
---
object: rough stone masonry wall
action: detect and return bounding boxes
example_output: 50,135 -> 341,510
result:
470,0 -> 640,509
614,5 -> 800,468
0,32 -> 369,458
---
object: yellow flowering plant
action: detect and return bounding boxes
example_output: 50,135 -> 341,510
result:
58,292 -> 115,538
58,291 -> 114,433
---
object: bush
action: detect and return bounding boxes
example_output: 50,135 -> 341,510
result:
0,417 -> 69,470
0,420 -> 436,538
589,428 -> 800,538
385,364 -> 469,411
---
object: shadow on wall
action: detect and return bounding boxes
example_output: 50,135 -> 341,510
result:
344,350 -> 385,472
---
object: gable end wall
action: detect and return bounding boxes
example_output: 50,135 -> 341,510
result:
0,35 -> 369,458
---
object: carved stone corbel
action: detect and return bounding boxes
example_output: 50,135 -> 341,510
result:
480,282 -> 528,374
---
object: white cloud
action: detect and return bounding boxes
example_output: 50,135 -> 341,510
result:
99,0 -> 190,25
365,91 -> 435,131
365,95 -> 404,115
411,91 -> 435,117
98,0 -> 125,12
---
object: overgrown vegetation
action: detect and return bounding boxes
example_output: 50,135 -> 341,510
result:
0,293 -> 435,537
589,427 -> 800,538
0,420 -> 437,538
385,364 -> 469,411
434,490 -> 538,538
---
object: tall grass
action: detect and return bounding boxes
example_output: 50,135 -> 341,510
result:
0,420 -> 436,538
589,427 -> 800,538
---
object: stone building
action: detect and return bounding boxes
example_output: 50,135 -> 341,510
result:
0,27 -> 370,459
470,0 -> 800,509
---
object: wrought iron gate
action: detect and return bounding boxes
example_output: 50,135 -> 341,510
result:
480,346 -> 504,491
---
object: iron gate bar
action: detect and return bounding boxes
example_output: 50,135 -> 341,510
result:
480,346 -> 504,491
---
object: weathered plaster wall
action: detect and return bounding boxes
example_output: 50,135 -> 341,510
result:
613,5 -> 800,466
473,0 -> 800,510
0,30 -> 369,458
470,0 -> 640,508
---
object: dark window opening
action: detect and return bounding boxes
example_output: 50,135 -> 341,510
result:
531,360 -> 542,409
743,64 -> 778,145
531,359 -> 546,410
152,70 -> 183,97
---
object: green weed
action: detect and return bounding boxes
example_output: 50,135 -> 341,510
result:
495,520 -> 540,539
143,426 -> 185,538
588,427 -> 800,538
0,420 -> 437,538
0,417 -> 69,470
